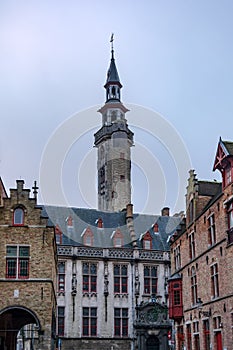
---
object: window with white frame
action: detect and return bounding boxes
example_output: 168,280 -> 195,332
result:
82,307 -> 97,336
191,266 -> 198,305
211,263 -> 219,298
208,214 -> 216,246
13,207 -> 24,225
82,262 -> 97,293
6,245 -> 29,279
114,308 -> 128,337
144,265 -> 158,295
189,232 -> 195,260
114,264 -> 128,294
58,262 -> 65,292
174,245 -> 181,270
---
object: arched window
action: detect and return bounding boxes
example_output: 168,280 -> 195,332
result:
13,207 -> 24,225
191,266 -> 197,305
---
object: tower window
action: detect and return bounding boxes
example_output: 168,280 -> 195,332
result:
120,175 -> 125,181
112,86 -> 116,98
13,207 -> 24,225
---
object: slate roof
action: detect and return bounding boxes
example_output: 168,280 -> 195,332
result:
105,51 -> 122,87
42,205 -> 182,251
198,181 -> 222,197
222,140 -> 233,155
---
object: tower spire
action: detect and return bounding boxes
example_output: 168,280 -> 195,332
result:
104,34 -> 122,102
94,38 -> 134,212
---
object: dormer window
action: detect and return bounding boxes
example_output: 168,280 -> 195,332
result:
66,215 -> 73,227
82,227 -> 94,247
144,240 -> 151,249
142,231 -> 152,250
97,218 -> 103,228
85,235 -> 92,246
13,207 -> 24,226
112,230 -> 123,247
55,225 -> 63,245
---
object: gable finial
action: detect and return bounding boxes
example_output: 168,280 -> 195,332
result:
32,180 -> 39,200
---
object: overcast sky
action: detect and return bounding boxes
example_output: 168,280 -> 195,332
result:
1,0 -> 233,215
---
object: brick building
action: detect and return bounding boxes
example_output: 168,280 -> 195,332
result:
0,180 -> 57,350
168,138 -> 233,350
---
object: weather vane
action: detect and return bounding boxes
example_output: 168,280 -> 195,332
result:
110,33 -> 114,51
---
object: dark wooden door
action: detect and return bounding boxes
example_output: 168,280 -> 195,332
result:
146,336 -> 160,350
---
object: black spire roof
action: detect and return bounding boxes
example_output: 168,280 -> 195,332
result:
104,49 -> 122,88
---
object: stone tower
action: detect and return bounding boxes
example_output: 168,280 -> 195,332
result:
94,39 -> 134,212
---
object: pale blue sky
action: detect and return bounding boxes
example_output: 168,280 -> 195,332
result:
1,0 -> 233,214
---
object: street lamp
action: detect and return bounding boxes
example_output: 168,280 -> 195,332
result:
197,298 -> 211,318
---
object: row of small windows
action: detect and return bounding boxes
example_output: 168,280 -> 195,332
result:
174,206 -> 232,270
56,227 -> 158,249
179,316 -> 224,350
58,306 -> 128,337
58,262 -> 158,296
190,263 -> 219,305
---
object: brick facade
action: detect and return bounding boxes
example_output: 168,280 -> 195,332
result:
169,150 -> 233,350
0,180 -> 57,350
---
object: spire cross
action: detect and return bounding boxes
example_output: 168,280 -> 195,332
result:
110,33 -> 114,58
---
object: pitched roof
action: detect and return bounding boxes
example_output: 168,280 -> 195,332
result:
42,205 -> 182,251
198,181 -> 222,197
104,50 -> 122,87
213,137 -> 233,170
222,140 -> 233,155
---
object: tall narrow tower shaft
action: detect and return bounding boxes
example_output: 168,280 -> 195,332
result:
94,38 -> 134,212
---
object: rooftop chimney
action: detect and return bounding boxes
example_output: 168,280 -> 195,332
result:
161,207 -> 170,216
